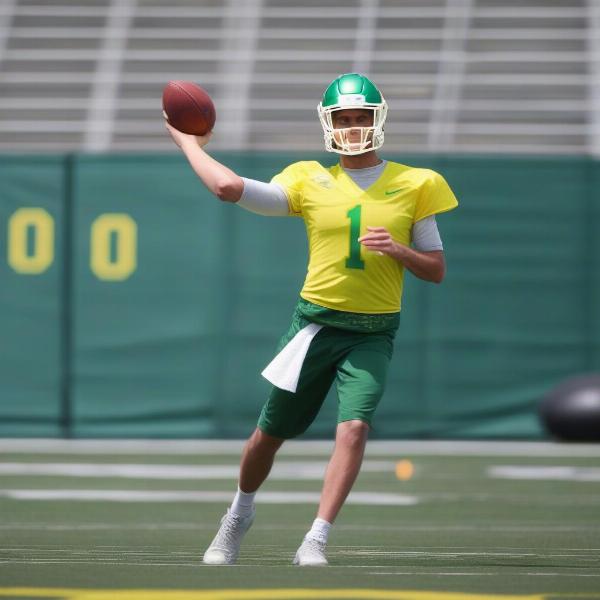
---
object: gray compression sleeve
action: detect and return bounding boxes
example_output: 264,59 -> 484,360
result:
237,177 -> 290,216
412,215 -> 443,251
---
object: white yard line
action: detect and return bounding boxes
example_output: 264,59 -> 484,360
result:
488,465 -> 600,482
0,460 -> 395,479
3,461 -> 600,482
2,439 -> 600,457
2,488 -> 597,505
0,489 -> 419,505
1,524 -> 598,533
368,572 -> 600,577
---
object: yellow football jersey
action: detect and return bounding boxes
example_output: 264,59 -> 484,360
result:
271,160 -> 458,313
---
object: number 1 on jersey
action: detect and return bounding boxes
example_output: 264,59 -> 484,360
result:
345,204 -> 365,270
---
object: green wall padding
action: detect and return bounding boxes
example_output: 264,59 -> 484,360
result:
1,153 -> 598,439
0,157 -> 66,436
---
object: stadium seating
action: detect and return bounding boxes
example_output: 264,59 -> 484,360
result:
0,0 -> 594,154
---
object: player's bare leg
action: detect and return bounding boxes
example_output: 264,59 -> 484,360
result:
318,419 -> 370,522
203,428 -> 284,565
294,419 -> 369,566
239,428 -> 285,492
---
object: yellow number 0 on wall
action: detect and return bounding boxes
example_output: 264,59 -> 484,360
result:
90,214 -> 137,281
8,208 -> 54,274
7,209 -> 137,280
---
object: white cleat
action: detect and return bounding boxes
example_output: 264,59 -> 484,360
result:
202,508 -> 255,565
293,536 -> 328,566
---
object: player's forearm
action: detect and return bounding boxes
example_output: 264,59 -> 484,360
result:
390,245 -> 445,283
180,140 -> 243,202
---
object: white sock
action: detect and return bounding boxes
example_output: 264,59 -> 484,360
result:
306,517 -> 331,544
230,486 -> 256,518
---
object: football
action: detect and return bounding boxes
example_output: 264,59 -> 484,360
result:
162,80 -> 216,136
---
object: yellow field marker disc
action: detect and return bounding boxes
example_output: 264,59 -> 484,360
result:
395,459 -> 414,480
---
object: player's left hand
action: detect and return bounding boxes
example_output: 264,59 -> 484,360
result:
358,226 -> 403,257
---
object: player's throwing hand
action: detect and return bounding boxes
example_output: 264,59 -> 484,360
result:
165,121 -> 212,149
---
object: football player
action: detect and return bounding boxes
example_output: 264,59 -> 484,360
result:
165,73 -> 458,566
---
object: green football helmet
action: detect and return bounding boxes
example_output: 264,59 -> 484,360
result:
318,73 -> 387,155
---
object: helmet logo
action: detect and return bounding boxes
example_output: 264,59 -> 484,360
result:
338,94 -> 366,106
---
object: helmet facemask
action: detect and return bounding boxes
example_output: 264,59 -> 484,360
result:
318,102 -> 387,155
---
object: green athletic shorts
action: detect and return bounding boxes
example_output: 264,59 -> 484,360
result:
258,302 -> 397,439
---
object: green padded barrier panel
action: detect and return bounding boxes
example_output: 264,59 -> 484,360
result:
383,156 -> 591,438
0,156 -> 66,436
70,155 -> 225,437
0,153 -> 597,438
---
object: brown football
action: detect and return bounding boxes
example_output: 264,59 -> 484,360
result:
162,80 -> 216,136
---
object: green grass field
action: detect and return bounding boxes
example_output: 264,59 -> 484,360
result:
1,440 -> 599,600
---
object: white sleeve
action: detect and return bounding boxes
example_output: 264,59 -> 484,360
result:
412,215 -> 444,251
237,177 -> 290,216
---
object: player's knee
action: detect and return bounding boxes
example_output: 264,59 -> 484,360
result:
250,427 -> 285,454
337,419 -> 370,449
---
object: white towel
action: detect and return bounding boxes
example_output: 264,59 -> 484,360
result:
261,323 -> 323,393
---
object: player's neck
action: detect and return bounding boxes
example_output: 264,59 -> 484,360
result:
339,151 -> 381,170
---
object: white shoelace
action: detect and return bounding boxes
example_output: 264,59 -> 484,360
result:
302,536 -> 326,554
215,513 -> 247,550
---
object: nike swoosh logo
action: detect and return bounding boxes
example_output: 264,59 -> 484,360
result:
385,188 -> 406,196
